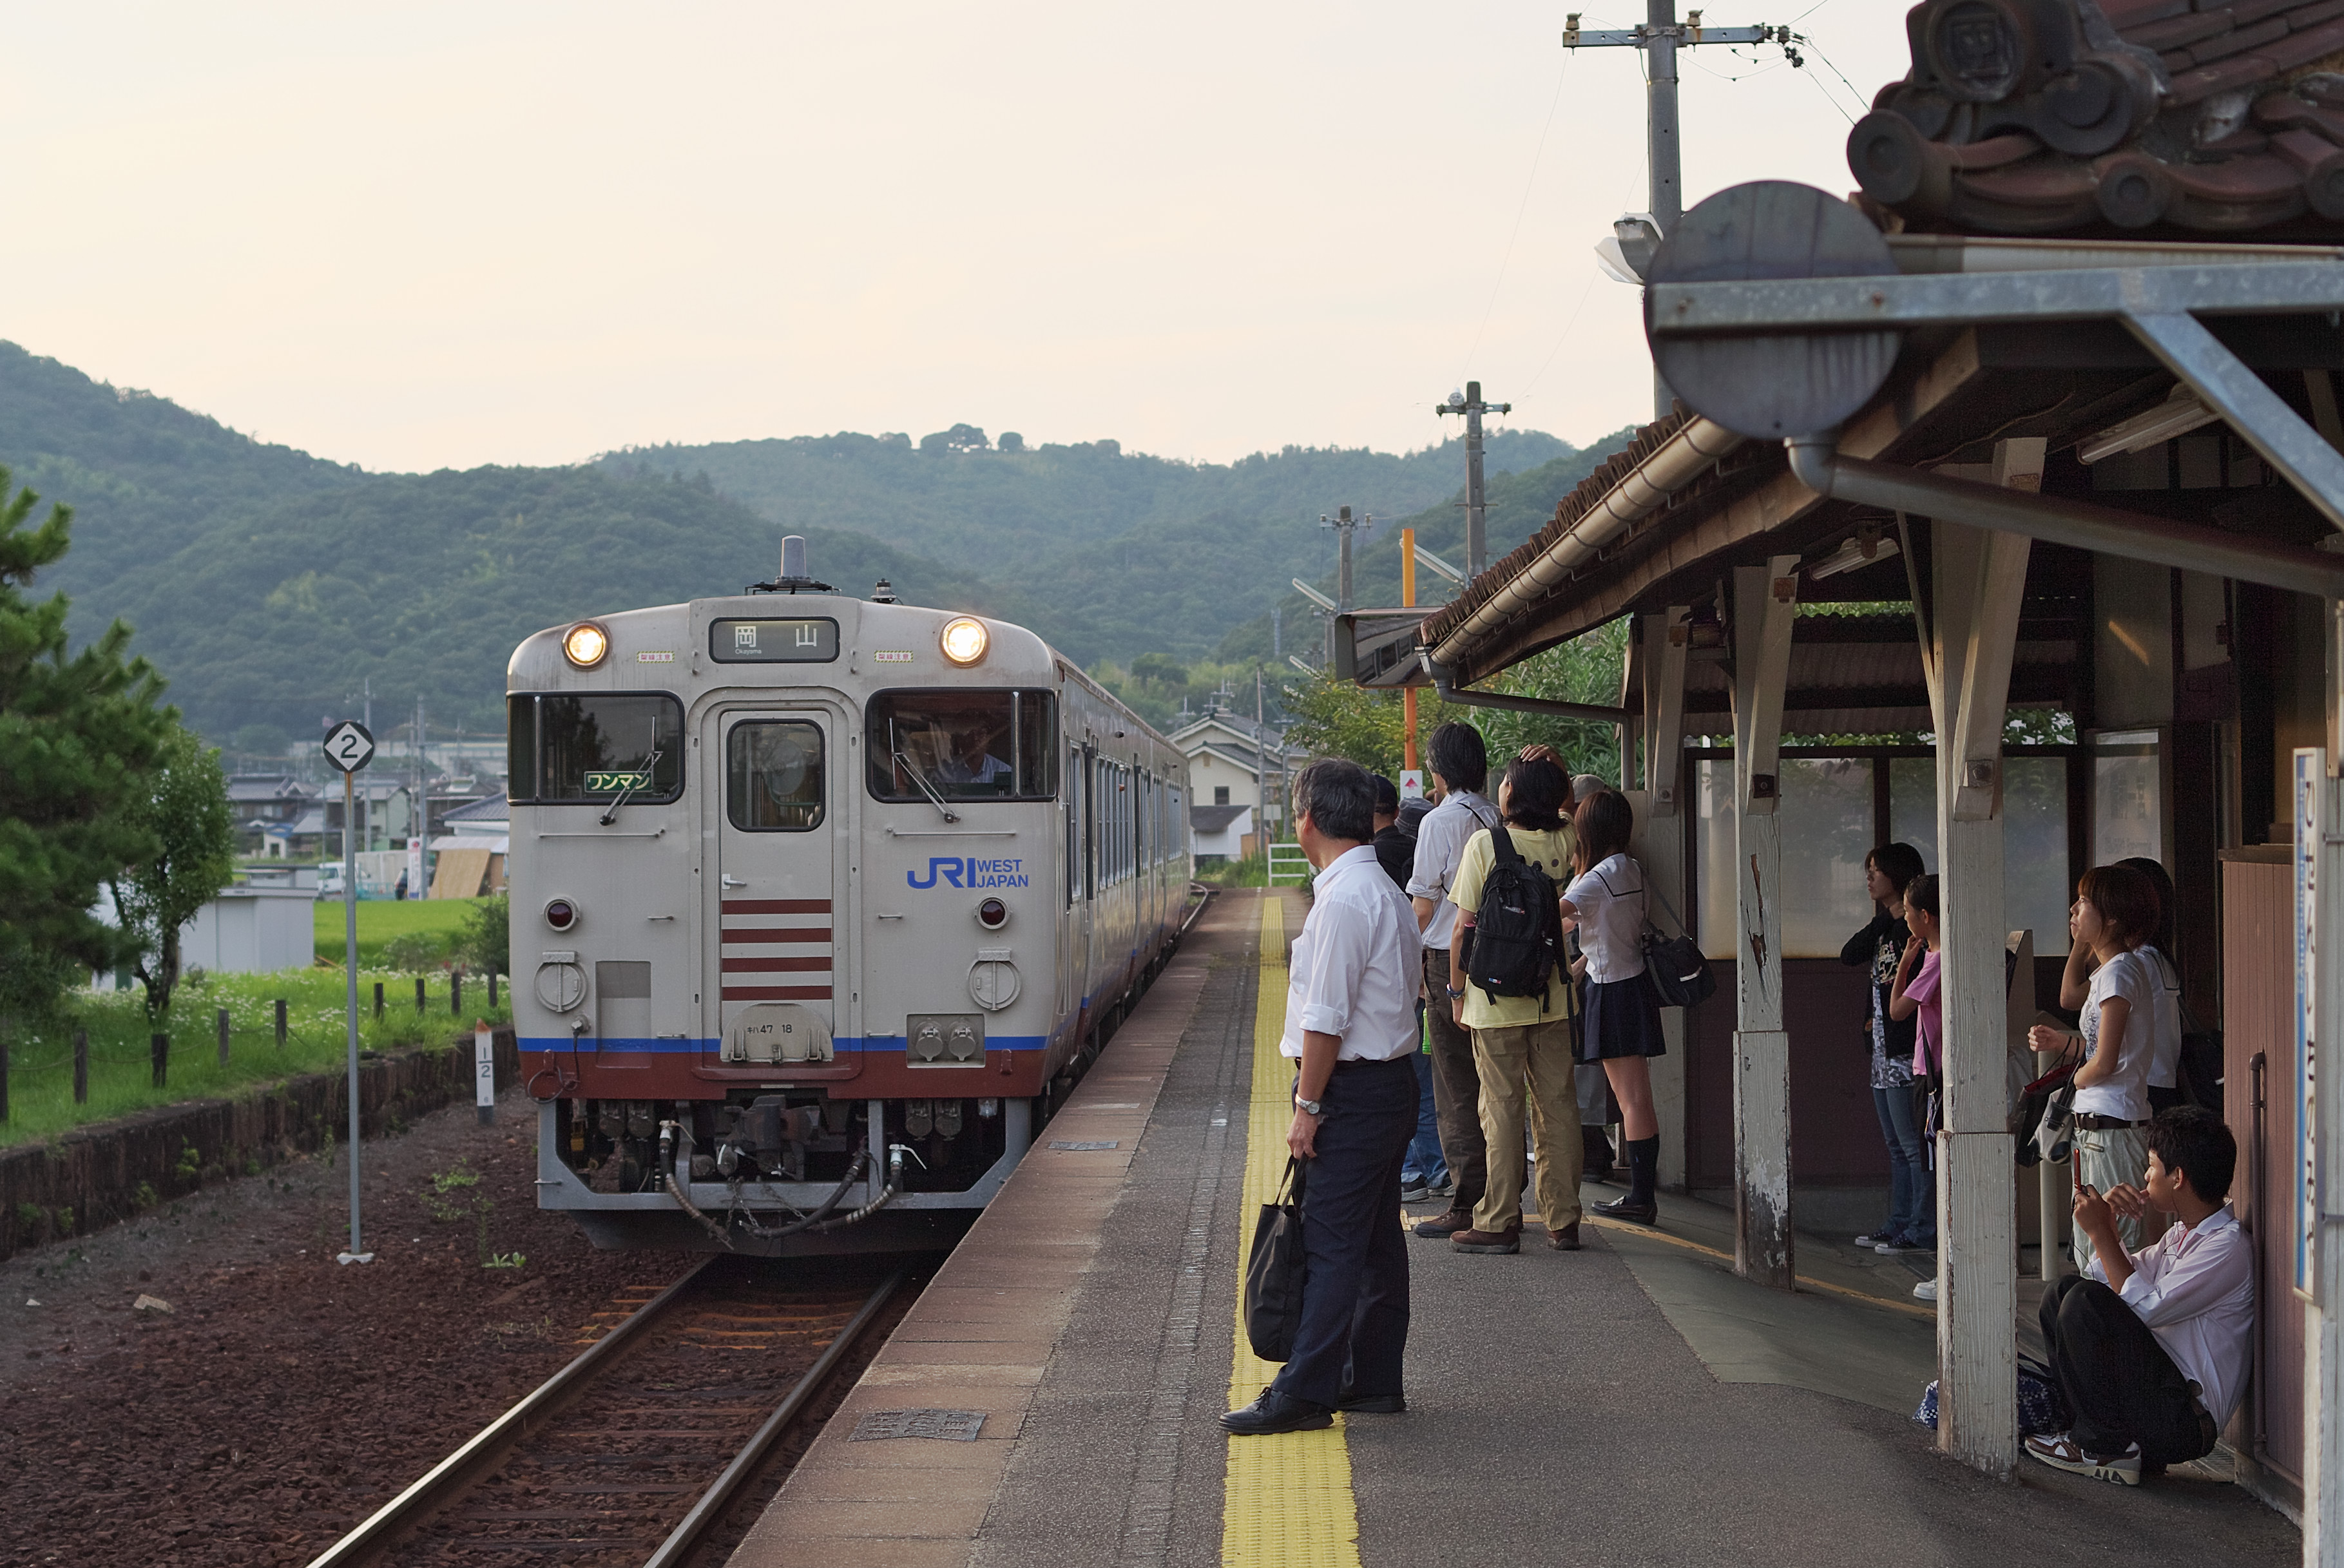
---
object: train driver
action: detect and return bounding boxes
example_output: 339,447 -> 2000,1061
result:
937,722 -> 1013,789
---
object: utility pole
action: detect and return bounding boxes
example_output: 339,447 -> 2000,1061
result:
1402,526 -> 1420,776
1565,6 -> 1791,417
1254,669 -> 1267,851
1318,505 -> 1370,612
1437,381 -> 1510,576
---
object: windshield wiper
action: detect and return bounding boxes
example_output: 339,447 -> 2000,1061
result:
599,751 -> 664,827
893,751 -> 960,823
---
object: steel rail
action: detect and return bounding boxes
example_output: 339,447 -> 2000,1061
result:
639,1268 -> 907,1568
303,1256 -> 720,1568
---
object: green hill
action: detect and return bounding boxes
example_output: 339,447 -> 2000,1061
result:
0,342 -> 1625,749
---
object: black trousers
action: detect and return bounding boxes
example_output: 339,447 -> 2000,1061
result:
2040,1274 -> 2216,1464
1271,1055 -> 1419,1409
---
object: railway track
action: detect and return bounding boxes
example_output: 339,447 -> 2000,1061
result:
307,1257 -> 910,1568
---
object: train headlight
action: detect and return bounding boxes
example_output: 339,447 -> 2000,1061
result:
939,616 -> 988,665
562,621 -> 610,668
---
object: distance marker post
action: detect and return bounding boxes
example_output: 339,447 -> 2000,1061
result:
322,719 -> 376,1265
474,1022 -> 495,1126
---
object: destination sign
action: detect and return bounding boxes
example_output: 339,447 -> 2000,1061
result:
711,617 -> 840,664
582,769 -> 653,793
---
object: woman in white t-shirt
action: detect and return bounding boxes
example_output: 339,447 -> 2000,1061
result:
2027,863 -> 2164,1273
1557,790 -> 1667,1225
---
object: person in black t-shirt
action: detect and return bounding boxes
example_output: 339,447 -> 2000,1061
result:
1840,841 -> 1930,1254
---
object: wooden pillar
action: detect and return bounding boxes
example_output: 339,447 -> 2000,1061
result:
1922,436 -> 2037,1476
1641,607 -> 1692,1190
1731,561 -> 1798,1288
2307,598 -> 2344,1567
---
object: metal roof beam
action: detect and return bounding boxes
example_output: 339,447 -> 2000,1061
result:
1648,263 -> 2344,334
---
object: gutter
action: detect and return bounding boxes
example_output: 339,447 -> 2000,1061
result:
1430,417 -> 1744,673
1430,674 -> 1628,724
1782,435 -> 2344,600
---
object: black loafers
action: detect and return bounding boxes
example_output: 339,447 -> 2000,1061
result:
1335,1390 -> 1407,1414
1222,1388 -> 1334,1435
1591,1195 -> 1657,1225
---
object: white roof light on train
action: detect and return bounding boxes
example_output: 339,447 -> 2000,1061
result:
939,616 -> 989,666
562,621 -> 611,669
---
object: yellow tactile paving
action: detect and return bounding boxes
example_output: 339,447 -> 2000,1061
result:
1222,893 -> 1363,1568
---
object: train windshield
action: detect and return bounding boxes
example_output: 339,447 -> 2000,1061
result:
727,720 -> 825,830
866,689 -> 1057,803
508,693 -> 684,804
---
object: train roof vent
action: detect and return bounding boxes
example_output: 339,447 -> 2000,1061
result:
748,533 -> 835,595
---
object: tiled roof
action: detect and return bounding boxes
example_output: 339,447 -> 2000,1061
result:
1850,0 -> 2344,234
1418,410 -> 1700,653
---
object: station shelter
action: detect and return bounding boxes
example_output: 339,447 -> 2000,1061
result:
1346,0 -> 2344,1526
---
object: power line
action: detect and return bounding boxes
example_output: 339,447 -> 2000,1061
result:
1461,52 -> 1575,378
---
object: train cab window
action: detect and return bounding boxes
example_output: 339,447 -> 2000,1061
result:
509,693 -> 684,805
726,721 -> 825,830
867,689 -> 1057,803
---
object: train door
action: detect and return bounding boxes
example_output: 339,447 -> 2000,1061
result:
1057,738 -> 1084,1028
707,706 -> 847,1071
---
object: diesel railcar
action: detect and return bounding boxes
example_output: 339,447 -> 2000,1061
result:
510,538 -> 1193,1252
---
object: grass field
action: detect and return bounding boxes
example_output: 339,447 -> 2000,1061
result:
314,897 -> 494,968
1,965 -> 511,1151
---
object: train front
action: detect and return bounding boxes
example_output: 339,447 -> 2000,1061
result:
508,540 -> 1062,1254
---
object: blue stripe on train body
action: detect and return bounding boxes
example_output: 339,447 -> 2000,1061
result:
907,856 -> 1028,889
523,1035 -> 1048,1054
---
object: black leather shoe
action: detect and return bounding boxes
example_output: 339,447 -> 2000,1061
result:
1334,1390 -> 1407,1414
1591,1195 -> 1658,1225
1222,1388 -> 1334,1435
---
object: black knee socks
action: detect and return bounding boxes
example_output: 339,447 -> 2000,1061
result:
1626,1135 -> 1659,1205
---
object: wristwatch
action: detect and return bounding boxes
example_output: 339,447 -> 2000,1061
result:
1295,1095 -> 1325,1117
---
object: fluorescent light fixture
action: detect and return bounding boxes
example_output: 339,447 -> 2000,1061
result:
2079,385 -> 2219,464
1288,655 -> 1317,674
1809,533 -> 1902,580
1412,544 -> 1466,584
1291,578 -> 1338,612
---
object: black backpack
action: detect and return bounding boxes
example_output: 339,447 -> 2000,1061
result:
1464,825 -> 1564,1006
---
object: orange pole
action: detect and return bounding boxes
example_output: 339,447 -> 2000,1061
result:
1401,528 -> 1419,774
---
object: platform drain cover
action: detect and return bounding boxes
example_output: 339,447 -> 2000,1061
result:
850,1408 -> 987,1442
1048,1139 -> 1119,1150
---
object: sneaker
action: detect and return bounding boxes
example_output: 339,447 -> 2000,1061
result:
1428,1176 -> 1456,1198
1413,1206 -> 1475,1238
1875,1234 -> 1923,1254
1399,1178 -> 1432,1203
1854,1230 -> 1897,1248
2024,1433 -> 2142,1486
1913,1277 -> 1939,1302
1450,1225 -> 1522,1254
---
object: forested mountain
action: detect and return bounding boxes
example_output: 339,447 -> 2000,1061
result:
0,341 -> 1626,750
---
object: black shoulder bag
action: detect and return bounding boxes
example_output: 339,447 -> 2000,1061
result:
1244,1157 -> 1309,1362
1640,875 -> 1716,1008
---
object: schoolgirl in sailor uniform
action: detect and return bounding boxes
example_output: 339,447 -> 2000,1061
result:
1553,789 -> 1666,1223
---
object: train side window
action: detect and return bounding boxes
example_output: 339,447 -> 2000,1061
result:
726,721 -> 825,831
866,689 -> 1059,803
512,693 -> 684,805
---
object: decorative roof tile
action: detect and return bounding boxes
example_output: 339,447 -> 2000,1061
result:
1850,0 -> 2344,235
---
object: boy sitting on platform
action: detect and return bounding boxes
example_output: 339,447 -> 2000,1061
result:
2026,1106 -> 2253,1487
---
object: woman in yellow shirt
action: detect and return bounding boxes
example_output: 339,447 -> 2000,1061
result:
1444,754 -> 1583,1254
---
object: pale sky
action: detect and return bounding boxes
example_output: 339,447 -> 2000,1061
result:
0,3 -> 1909,472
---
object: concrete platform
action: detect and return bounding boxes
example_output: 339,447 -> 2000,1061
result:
727,889 -> 2298,1568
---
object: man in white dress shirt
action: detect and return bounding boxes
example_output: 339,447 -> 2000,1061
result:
2026,1106 -> 2253,1486
1404,722 -> 1500,1239
1224,759 -> 1425,1437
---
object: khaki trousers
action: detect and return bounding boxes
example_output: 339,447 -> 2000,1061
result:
1423,948 -> 1486,1210
1470,1018 -> 1583,1234
2071,1125 -> 2149,1275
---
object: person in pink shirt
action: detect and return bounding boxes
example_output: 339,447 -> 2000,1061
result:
1888,874 -> 1942,1290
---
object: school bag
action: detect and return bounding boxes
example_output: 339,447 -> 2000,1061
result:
1640,879 -> 1716,1008
1463,825 -> 1564,1005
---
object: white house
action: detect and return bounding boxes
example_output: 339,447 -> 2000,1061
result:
1166,704 -> 1303,859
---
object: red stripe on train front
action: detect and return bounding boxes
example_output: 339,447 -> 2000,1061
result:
720,984 -> 834,1001
720,955 -> 832,973
720,899 -> 832,915
719,927 -> 834,943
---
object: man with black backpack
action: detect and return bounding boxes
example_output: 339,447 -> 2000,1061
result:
1441,753 -> 1583,1254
